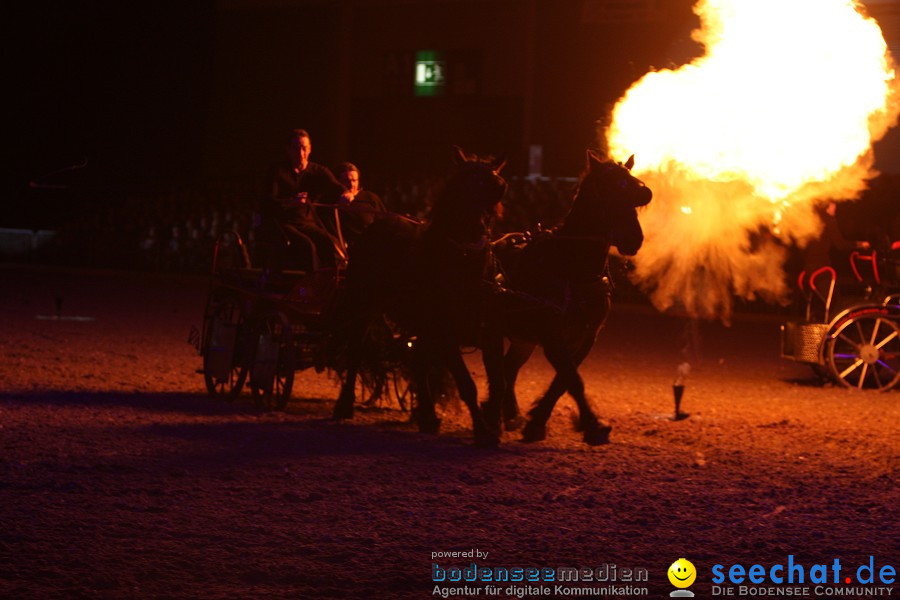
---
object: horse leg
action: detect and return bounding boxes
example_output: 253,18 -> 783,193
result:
528,338 -> 610,446
521,304 -> 611,443
518,313 -> 579,443
521,367 -> 569,443
500,340 -> 535,431
442,345 -> 499,447
479,326 -> 506,436
412,339 -> 441,434
563,319 -> 611,445
333,322 -> 364,420
521,391 -> 553,442
569,388 -> 611,446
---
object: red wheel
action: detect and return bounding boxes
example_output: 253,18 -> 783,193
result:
826,314 -> 900,390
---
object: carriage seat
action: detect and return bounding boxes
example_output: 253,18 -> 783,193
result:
797,266 -> 836,322
850,244 -> 900,301
211,230 -> 252,273
250,212 -> 326,274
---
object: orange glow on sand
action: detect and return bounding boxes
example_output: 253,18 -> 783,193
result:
607,0 -> 900,320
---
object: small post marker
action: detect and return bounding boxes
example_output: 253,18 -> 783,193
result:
672,362 -> 691,421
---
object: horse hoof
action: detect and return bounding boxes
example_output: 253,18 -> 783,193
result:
480,402 -> 502,435
332,402 -> 354,420
331,398 -> 353,421
474,431 -> 500,448
504,416 -> 526,432
583,424 -> 612,446
521,422 -> 546,443
418,416 -> 442,434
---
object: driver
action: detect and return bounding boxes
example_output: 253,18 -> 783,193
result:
261,129 -> 351,269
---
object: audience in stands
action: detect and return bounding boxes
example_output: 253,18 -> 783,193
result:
37,172 -> 579,274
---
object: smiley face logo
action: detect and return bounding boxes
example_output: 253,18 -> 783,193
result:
668,558 -> 697,588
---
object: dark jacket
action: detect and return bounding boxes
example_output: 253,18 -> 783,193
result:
264,161 -> 347,227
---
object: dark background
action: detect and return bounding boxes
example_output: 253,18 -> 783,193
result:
8,0 -> 900,228
7,0 -> 701,226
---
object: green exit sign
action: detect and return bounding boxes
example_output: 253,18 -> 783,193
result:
414,50 -> 446,97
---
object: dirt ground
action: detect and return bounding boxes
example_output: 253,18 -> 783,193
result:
0,265 -> 897,599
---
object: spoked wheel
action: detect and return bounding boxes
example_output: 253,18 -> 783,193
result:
247,311 -> 295,410
826,314 -> 900,390
392,373 -> 414,412
203,294 -> 247,400
351,317 -> 416,411
355,372 -> 388,408
356,371 -> 414,411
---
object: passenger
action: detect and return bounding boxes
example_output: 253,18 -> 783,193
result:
260,129 -> 350,269
335,162 -> 387,242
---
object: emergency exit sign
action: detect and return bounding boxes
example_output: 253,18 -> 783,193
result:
414,50 -> 446,97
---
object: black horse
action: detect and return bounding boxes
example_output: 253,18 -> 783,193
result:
487,151 -> 651,443
332,147 -> 508,445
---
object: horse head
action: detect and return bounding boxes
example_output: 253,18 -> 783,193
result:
429,146 -> 509,243
564,150 -> 651,256
446,145 -> 508,212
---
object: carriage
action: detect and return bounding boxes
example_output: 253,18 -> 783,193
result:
196,203 -> 413,410
194,148 -> 649,446
780,243 -> 900,390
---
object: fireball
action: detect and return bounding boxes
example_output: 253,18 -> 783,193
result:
607,0 -> 900,320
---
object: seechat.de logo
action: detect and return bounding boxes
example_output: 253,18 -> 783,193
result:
668,558 -> 697,598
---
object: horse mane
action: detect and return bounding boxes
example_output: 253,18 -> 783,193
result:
557,152 -> 644,238
557,157 -> 609,236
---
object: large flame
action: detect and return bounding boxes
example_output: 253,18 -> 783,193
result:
607,0 -> 900,320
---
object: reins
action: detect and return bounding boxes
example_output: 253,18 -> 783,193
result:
550,233 -> 612,244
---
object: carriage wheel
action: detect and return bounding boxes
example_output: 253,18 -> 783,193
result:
392,372 -> 414,412
203,294 -> 247,400
356,372 -> 386,408
355,370 -> 413,411
248,311 -> 295,410
826,314 -> 900,391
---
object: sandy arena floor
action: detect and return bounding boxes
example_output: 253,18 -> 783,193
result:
0,265 -> 896,599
